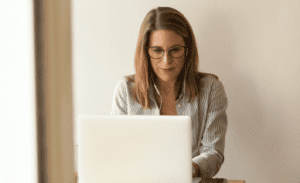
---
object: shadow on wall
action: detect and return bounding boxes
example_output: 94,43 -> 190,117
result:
197,9 -> 282,180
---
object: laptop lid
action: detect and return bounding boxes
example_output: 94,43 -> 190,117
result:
78,115 -> 192,183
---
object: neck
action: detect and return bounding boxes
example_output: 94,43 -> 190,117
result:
155,78 -> 181,97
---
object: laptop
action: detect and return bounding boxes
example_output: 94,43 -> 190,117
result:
77,115 -> 200,183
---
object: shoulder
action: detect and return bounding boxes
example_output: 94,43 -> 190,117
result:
195,72 -> 226,95
124,74 -> 135,83
196,72 -> 219,86
197,72 -> 219,80
113,74 -> 135,93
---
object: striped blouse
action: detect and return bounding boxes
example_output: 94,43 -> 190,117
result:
110,73 -> 228,178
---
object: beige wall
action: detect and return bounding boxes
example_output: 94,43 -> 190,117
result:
72,0 -> 300,182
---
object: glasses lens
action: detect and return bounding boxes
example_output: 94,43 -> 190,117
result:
148,46 -> 185,59
169,46 -> 185,58
148,48 -> 163,59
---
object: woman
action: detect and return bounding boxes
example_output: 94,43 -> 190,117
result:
111,7 -> 228,178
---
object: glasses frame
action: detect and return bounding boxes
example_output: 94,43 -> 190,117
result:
147,46 -> 187,59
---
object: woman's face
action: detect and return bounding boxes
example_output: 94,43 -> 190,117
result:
148,29 -> 186,83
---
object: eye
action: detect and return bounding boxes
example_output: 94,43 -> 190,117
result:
153,48 -> 163,53
171,48 -> 180,52
170,48 -> 181,52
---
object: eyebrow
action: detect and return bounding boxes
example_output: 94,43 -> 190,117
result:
149,44 -> 183,49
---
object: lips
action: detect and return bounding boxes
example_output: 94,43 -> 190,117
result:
162,68 -> 174,70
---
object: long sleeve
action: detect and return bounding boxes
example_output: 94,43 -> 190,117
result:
192,79 -> 228,178
110,77 -> 128,115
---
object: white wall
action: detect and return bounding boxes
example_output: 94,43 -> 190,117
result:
0,0 -> 37,182
72,0 -> 300,182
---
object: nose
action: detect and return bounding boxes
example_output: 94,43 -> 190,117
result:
162,51 -> 172,63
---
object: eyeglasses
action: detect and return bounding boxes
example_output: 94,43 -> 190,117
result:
147,46 -> 187,59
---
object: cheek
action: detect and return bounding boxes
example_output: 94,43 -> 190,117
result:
150,59 -> 158,70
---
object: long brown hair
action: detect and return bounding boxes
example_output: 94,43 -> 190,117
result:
126,7 -> 217,110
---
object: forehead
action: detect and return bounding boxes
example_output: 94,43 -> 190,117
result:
148,30 -> 184,47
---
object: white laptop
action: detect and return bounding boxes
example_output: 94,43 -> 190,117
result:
78,115 -> 201,183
